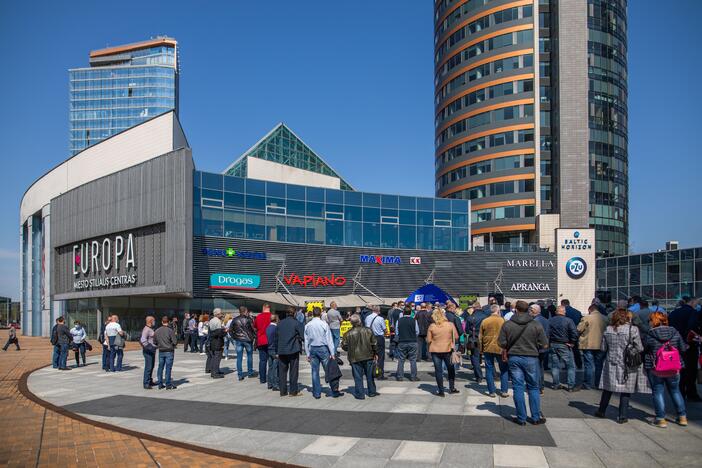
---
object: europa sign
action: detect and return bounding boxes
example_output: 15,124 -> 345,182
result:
283,273 -> 347,287
71,233 -> 137,290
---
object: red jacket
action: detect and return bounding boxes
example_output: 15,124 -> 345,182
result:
253,312 -> 271,347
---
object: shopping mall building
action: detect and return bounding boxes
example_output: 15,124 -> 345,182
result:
20,112 -> 594,338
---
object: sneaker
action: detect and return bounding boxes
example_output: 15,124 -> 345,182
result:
354,395 -> 366,400
410,377 -> 420,382
330,392 -> 345,398
594,411 -> 606,418
368,392 -> 380,398
488,392 -> 497,398
531,417 -> 547,425
652,419 -> 668,428
249,371 -> 259,378
567,386 -> 581,393
449,388 -> 460,394
165,385 -> 177,390
158,384 -> 165,389
289,392 -> 303,397
676,416 -> 688,426
143,385 -> 152,390
238,376 -> 245,381
199,352 -> 205,355
435,390 -> 446,397
499,392 -> 510,398
616,418 -> 628,424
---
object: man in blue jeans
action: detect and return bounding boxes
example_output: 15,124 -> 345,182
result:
230,306 -> 257,381
498,300 -> 548,425
154,315 -> 178,389
577,303 -> 607,389
304,307 -> 343,398
51,316 -> 73,370
342,314 -> 378,399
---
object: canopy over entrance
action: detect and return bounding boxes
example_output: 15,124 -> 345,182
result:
219,290 -> 405,308
405,283 -> 457,306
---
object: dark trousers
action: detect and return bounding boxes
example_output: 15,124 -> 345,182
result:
598,390 -> 631,420
143,350 -> 155,386
375,336 -> 385,374
468,346 -> 483,380
258,345 -> 269,383
59,343 -> 69,369
432,352 -> 455,392
573,343 -> 583,369
351,359 -> 376,398
183,332 -> 191,352
681,347 -> 700,399
3,337 -> 20,350
73,342 -> 86,366
538,352 -> 549,389
52,344 -> 60,368
209,349 -> 223,376
278,353 -> 300,396
417,335 -> 429,360
101,345 -> 110,370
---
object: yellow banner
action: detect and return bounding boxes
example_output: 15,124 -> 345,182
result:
339,320 -> 352,337
306,301 -> 325,313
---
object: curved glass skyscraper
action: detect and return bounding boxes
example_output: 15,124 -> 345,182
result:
69,37 -> 179,155
434,0 -> 628,257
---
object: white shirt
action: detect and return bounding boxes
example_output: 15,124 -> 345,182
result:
304,317 -> 335,356
365,312 -> 387,337
105,322 -> 122,337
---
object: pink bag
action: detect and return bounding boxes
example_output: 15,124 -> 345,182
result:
654,341 -> 681,374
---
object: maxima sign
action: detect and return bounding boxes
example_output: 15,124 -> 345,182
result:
557,229 -> 596,314
72,233 -> 137,290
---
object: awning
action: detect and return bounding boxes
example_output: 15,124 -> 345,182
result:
218,290 -> 406,308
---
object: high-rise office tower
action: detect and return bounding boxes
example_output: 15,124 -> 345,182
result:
434,0 -> 628,257
69,37 -> 179,155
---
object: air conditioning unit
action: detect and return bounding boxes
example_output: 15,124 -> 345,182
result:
666,241 -> 679,251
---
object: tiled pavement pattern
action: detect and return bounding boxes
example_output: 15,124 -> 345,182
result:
26,345 -> 702,467
0,330 -> 263,467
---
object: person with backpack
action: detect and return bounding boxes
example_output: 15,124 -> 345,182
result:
596,308 -> 651,424
643,311 -> 688,428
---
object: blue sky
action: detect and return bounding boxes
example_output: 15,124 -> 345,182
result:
0,0 -> 700,300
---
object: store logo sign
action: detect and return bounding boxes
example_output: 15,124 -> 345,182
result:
510,283 -> 552,292
210,274 -> 261,290
72,233 -> 135,276
410,257 -> 421,265
565,257 -> 587,279
560,231 -> 592,251
283,273 -> 347,287
359,255 -> 402,265
506,259 -> 554,268
201,247 -> 266,260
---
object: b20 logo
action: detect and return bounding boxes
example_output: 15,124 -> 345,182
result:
565,257 -> 587,279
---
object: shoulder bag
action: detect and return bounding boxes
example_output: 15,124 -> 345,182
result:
622,325 -> 643,382
501,322 -> 530,363
451,325 -> 462,365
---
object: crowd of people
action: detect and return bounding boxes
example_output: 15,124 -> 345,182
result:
48,294 -> 701,428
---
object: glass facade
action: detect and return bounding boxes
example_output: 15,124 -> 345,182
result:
69,40 -> 178,155
434,0 -> 536,245
225,124 -> 353,191
194,171 -> 471,251
596,247 -> 701,310
587,0 -> 628,256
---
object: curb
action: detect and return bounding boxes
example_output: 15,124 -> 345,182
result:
19,364 -> 303,468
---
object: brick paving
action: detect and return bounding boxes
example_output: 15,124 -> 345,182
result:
0,330 -> 268,468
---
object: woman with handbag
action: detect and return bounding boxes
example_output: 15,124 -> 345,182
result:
643,311 -> 688,428
596,308 -> 651,423
426,308 -> 460,397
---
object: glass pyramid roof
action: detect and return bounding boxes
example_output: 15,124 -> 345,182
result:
223,123 -> 354,190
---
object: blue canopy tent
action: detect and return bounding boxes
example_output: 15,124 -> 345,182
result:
405,283 -> 457,306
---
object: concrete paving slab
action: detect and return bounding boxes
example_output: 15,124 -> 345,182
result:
493,445 -> 548,468
391,440 -> 445,463
593,449 -> 661,468
440,442 -> 492,468
301,436 -> 360,457
542,448 -> 605,468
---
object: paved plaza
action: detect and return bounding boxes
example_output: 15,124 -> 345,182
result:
26,346 -> 702,468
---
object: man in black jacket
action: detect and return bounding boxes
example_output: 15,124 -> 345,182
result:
415,303 -> 433,361
395,306 -> 420,381
276,307 -> 305,397
51,316 -> 73,371
230,306 -> 257,381
548,306 -> 579,391
669,296 -> 701,401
